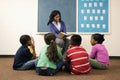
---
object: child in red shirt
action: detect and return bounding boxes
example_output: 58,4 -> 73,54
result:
64,34 -> 91,74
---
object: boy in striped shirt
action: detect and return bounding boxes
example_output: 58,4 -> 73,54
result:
64,34 -> 91,74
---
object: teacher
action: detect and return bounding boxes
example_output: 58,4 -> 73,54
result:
47,10 -> 69,55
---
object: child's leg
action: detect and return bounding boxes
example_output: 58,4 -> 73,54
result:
36,60 -> 63,76
19,59 -> 38,70
46,60 -> 64,75
36,67 -> 49,76
35,59 -> 38,67
89,59 -> 108,70
64,61 -> 71,73
55,60 -> 64,73
36,67 -> 56,76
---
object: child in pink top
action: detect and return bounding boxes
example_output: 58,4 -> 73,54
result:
89,33 -> 109,69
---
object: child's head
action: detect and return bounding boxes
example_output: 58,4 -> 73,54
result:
90,33 -> 105,45
20,35 -> 31,46
44,33 -> 56,45
44,33 -> 59,63
70,34 -> 82,46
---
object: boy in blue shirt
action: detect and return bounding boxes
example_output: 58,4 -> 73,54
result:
13,35 -> 37,70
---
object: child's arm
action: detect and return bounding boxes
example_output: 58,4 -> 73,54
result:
89,46 -> 97,59
31,45 -> 36,59
30,37 -> 36,59
63,52 -> 70,63
31,37 -> 35,46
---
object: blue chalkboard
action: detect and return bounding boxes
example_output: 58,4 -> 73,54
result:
38,0 -> 76,32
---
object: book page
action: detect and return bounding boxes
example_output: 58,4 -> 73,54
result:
58,32 -> 72,39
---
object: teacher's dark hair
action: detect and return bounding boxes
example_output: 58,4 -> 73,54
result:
47,10 -> 62,25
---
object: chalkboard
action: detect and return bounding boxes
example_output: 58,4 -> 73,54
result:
38,0 -> 76,32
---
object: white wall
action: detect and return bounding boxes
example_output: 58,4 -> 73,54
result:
0,0 -> 120,56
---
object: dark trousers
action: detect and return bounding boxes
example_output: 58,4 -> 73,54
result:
36,60 -> 63,76
64,61 -> 71,73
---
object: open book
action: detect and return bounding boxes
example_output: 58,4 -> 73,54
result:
58,32 -> 72,39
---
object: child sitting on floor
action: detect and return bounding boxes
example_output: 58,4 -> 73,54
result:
13,34 -> 37,70
89,33 -> 109,69
36,33 -> 63,76
64,34 -> 91,74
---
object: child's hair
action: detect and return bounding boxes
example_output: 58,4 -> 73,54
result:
70,34 -> 82,46
20,35 -> 31,45
44,33 -> 59,63
92,33 -> 105,44
47,10 -> 61,25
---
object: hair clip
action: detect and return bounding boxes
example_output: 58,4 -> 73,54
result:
51,40 -> 54,43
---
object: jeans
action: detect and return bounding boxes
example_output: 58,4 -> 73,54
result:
16,58 -> 38,70
36,60 -> 63,76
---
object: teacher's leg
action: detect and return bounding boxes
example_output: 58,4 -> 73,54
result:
62,38 -> 70,57
56,38 -> 64,48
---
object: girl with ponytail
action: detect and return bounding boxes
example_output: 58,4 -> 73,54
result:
36,33 -> 63,76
